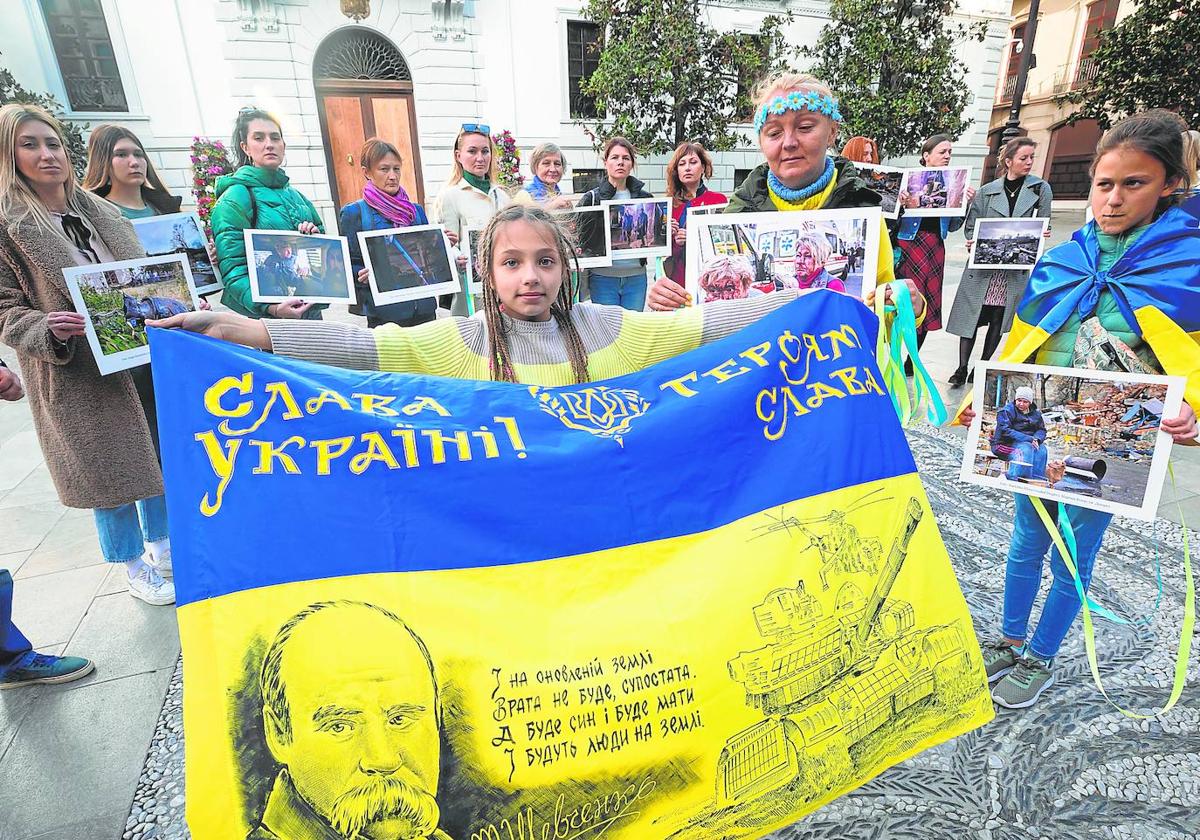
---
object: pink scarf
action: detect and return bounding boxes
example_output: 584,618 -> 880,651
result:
363,181 -> 416,227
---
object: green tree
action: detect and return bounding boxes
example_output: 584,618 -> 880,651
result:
804,0 -> 985,159
578,0 -> 799,154
1059,0 -> 1199,128
0,53 -> 87,179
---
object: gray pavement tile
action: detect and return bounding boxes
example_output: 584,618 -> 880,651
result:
0,644 -> 64,766
1159,491 -> 1200,529
98,562 -> 131,597
0,668 -> 171,840
62,593 -> 180,687
1,502 -> 66,555
22,810 -> 128,840
0,466 -> 60,512
14,514 -> 103,580
0,429 -> 43,497
8,564 -> 107,650
0,551 -> 32,576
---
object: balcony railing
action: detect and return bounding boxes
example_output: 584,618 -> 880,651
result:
1073,55 -> 1098,90
999,74 -> 1018,103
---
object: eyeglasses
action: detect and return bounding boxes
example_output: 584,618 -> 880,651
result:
461,123 -> 491,136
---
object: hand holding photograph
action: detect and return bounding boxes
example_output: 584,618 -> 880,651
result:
245,230 -> 355,304
969,218 -> 1049,270
685,209 -> 881,304
359,224 -> 459,305
63,254 -> 199,375
132,212 -> 222,295
602,197 -> 671,260
897,167 -> 972,217
959,362 -> 1184,520
463,226 -> 485,294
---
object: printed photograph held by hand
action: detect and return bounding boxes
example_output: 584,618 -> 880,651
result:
63,254 -> 199,375
853,164 -> 905,220
897,167 -> 972,217
969,218 -> 1049,270
685,209 -> 881,304
245,230 -> 355,305
959,362 -> 1184,521
359,224 -> 459,305
552,205 -> 611,269
603,197 -> 671,260
132,211 -> 222,295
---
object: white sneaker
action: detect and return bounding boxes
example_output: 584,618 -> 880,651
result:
128,563 -> 176,606
146,547 -> 172,579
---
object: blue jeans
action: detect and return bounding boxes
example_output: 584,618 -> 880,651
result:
1001,440 -> 1048,481
0,569 -> 33,677
589,273 -> 647,311
1002,494 -> 1114,659
92,495 -> 169,563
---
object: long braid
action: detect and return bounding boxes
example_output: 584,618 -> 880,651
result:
476,205 -> 590,384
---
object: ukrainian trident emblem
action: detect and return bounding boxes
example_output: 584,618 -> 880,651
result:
529,385 -> 651,446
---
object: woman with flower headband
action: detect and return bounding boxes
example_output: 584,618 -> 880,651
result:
648,73 -> 907,312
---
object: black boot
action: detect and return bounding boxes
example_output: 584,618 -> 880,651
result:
948,365 -> 968,387
967,368 -> 975,384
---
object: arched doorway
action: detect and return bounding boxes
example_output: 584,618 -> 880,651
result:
313,28 -> 424,208
1045,118 -> 1102,200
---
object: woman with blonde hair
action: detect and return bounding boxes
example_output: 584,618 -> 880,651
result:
648,73 -> 917,315
0,103 -> 174,606
436,123 -> 512,314
516,142 -> 573,210
664,141 -> 726,289
792,233 -> 843,292
81,124 -> 180,220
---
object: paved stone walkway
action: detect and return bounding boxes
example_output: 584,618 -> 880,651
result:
1,206 -> 1197,840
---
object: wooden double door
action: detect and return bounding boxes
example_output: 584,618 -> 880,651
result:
316,80 -> 425,210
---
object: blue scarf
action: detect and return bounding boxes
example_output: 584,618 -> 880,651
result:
1016,207 -> 1200,339
525,175 -> 560,201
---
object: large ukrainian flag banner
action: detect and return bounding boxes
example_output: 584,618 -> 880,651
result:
151,292 -> 993,840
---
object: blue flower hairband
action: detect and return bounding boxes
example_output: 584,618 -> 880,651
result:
754,91 -> 843,133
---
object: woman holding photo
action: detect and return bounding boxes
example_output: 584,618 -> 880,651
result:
339,138 -> 440,328
209,107 -> 325,321
945,137 -> 1051,386
892,135 -> 976,372
663,141 -> 726,290
436,124 -> 511,314
0,103 -> 174,605
515,143 -> 573,210
647,74 -> 914,314
577,137 -> 655,311
959,110 -> 1199,709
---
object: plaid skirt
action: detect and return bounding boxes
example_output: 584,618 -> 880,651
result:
896,230 -> 945,331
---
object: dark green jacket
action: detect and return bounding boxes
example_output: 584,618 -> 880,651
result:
725,158 -> 883,214
210,165 -> 325,319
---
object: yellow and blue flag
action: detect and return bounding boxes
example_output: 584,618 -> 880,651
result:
151,292 -> 992,840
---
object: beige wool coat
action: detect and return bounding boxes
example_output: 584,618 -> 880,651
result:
0,191 -> 162,509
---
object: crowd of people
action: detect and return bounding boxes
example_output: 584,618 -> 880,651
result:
0,70 -> 1197,720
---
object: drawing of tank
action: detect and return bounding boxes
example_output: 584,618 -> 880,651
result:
715,497 -> 974,806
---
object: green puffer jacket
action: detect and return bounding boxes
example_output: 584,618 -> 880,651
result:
1034,224 -> 1159,371
210,165 -> 325,319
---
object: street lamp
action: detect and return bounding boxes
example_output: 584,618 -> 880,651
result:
1001,0 -> 1040,143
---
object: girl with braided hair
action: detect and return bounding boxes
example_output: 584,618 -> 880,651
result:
150,205 -> 808,385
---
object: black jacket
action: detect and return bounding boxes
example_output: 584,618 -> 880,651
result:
576,175 -> 653,205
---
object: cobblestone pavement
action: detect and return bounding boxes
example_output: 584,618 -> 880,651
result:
124,424 -> 1199,840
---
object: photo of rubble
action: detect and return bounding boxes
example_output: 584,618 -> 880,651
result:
960,362 -> 1183,520
969,218 -> 1048,270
